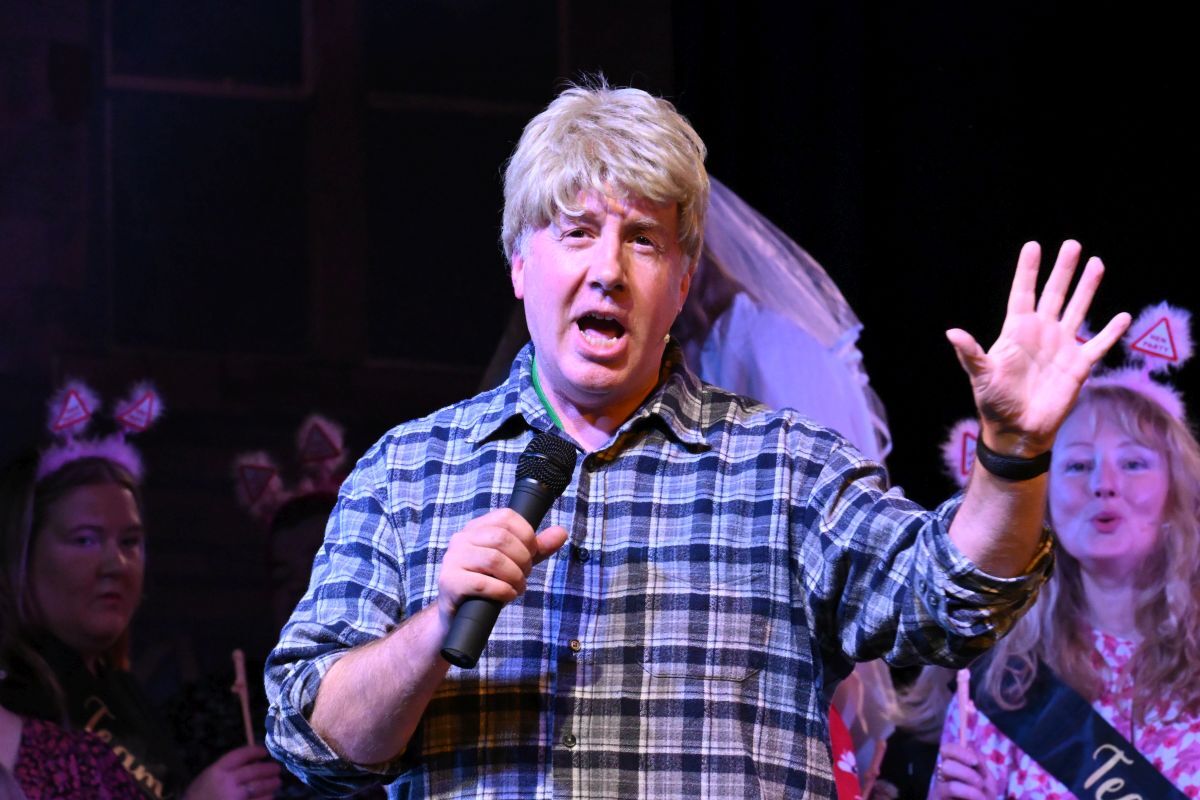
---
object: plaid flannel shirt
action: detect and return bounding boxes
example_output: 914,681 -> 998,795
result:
265,342 -> 1052,799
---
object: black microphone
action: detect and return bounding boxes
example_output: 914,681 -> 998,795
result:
440,431 -> 577,668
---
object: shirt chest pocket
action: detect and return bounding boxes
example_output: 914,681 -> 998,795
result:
635,540 -> 772,682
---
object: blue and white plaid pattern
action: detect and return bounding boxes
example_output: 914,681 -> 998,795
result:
265,343 -> 1052,799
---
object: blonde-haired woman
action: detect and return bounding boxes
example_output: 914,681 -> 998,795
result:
933,383 -> 1200,798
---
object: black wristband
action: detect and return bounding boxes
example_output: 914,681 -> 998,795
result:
974,437 -> 1051,481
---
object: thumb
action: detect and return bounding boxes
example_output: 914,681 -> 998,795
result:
534,525 -> 569,563
945,328 -> 987,379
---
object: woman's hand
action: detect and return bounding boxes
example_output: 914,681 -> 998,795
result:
930,741 -> 999,800
182,744 -> 282,800
866,777 -> 900,799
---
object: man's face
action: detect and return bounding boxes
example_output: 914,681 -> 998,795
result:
511,191 -> 692,423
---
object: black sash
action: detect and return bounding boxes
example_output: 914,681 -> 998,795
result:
970,660 -> 1186,799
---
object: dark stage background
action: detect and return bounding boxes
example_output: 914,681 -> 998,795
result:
2,1 -> 1196,694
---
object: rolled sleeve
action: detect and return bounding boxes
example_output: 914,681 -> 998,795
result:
805,439 -> 1053,668
911,499 -> 1053,650
264,444 -> 413,794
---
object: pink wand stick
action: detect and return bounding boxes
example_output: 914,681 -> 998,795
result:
956,668 -> 972,747
231,649 -> 254,746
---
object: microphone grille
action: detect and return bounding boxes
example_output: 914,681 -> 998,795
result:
516,431 -> 577,494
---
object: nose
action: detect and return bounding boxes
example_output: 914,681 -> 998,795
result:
99,538 -> 136,576
587,231 -> 627,293
1090,459 -> 1118,497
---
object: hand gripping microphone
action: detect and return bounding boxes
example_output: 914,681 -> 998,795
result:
440,431 -> 578,668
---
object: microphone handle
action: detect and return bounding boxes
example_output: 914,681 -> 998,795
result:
440,480 -> 553,668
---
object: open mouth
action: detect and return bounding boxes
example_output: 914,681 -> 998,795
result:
577,313 -> 626,343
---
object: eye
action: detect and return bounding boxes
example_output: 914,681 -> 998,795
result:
1121,458 -> 1149,471
1062,460 -> 1091,474
71,532 -> 100,547
120,532 -> 145,552
558,225 -> 596,243
631,233 -> 663,252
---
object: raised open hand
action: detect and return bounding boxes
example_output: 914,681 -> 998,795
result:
946,240 -> 1131,455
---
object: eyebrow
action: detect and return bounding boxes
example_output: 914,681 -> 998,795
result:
626,217 -> 666,234
65,523 -> 145,535
553,210 -> 667,232
554,209 -> 596,225
1059,440 -> 1152,450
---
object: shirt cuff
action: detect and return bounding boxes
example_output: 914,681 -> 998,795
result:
916,500 -> 1055,642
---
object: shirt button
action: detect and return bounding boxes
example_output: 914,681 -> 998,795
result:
562,733 -> 577,748
569,639 -> 582,653
576,547 -> 590,563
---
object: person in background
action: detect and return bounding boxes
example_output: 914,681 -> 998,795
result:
4,690 -> 145,799
870,665 -> 955,798
0,382 -> 281,800
3,587 -> 143,799
232,414 -> 350,638
933,304 -> 1200,799
163,415 -> 368,799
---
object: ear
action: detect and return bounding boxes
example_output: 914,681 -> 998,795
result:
677,256 -> 697,310
510,250 -> 526,300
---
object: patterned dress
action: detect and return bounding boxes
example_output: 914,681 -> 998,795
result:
0,638 -> 190,799
941,629 -> 1200,798
12,718 -> 143,799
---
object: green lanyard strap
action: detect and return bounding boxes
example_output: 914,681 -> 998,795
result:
531,357 -> 564,431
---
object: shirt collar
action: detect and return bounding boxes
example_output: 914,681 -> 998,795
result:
466,340 -> 710,451
465,343 -> 549,444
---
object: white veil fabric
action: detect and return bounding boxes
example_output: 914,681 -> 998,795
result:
704,176 -> 858,350
675,176 -> 892,462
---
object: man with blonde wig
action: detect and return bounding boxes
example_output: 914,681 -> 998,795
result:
266,79 -> 1132,799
